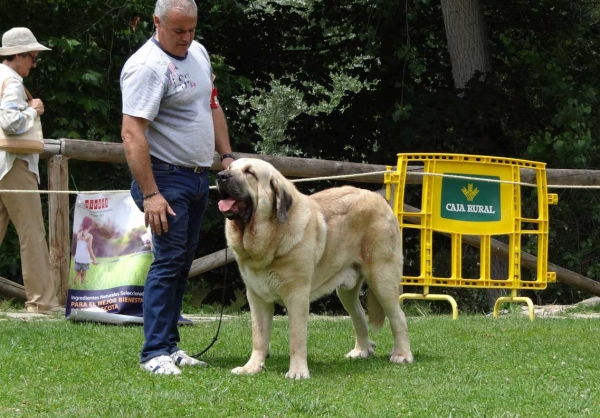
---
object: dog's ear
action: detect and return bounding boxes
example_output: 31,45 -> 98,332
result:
270,178 -> 293,223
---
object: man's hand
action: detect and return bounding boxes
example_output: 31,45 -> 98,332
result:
143,193 -> 176,235
221,156 -> 234,169
28,98 -> 44,116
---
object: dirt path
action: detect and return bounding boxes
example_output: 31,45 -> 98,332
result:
515,296 -> 600,318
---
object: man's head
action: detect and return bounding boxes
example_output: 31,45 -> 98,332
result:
0,27 -> 50,77
154,0 -> 198,58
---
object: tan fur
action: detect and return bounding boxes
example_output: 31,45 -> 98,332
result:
217,158 -> 413,379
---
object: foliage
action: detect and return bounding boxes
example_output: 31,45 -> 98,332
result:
182,278 -> 248,314
1,0 -> 600,308
0,315 -> 599,416
0,297 -> 21,311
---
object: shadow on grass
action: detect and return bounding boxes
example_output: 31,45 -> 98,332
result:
203,351 -> 441,377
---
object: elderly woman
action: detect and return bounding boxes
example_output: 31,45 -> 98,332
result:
0,27 -> 62,314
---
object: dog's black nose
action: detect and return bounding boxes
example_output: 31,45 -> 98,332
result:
217,171 -> 230,182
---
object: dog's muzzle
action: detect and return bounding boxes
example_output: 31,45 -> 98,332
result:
216,171 -> 253,222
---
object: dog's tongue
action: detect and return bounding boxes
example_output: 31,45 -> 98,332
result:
218,198 -> 236,213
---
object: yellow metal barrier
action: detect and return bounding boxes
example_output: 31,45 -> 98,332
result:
385,153 -> 558,319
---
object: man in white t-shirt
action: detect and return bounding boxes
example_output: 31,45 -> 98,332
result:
120,0 -> 235,375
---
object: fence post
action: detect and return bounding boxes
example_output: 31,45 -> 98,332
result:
48,155 -> 70,305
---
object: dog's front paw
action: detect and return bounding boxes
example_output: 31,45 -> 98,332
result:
231,363 -> 265,375
345,340 -> 376,359
285,369 -> 310,380
390,351 -> 413,364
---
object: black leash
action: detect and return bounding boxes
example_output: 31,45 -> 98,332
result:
190,247 -> 228,359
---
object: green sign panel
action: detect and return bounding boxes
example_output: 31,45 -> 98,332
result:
440,173 -> 501,222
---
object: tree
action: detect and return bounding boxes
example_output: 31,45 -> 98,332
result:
441,0 -> 491,89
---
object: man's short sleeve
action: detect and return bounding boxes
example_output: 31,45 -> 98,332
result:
120,63 -> 165,121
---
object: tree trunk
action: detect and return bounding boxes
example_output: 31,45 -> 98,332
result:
440,0 -> 491,89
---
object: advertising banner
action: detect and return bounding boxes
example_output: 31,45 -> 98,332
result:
66,192 -> 152,324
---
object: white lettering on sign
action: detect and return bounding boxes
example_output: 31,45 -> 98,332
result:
446,203 -> 495,214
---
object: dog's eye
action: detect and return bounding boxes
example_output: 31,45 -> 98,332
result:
244,168 -> 257,179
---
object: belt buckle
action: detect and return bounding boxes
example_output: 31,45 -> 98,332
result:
193,166 -> 204,173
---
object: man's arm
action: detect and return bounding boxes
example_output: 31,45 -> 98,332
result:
212,105 -> 234,169
121,115 -> 155,193
121,114 -> 175,234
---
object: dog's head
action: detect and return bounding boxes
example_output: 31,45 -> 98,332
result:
217,158 -> 293,223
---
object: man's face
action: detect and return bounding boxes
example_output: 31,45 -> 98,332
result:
154,8 -> 197,57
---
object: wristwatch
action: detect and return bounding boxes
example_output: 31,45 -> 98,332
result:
221,153 -> 235,162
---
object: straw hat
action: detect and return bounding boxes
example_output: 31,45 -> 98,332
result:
0,27 -> 51,56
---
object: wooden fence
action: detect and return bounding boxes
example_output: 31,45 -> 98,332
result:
2,138 -> 600,303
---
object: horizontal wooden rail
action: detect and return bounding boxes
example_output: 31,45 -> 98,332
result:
40,138 -> 600,186
45,139 -> 389,184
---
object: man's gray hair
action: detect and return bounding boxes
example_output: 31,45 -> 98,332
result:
154,0 -> 197,22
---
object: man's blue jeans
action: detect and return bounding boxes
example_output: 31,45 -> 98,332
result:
131,164 -> 209,363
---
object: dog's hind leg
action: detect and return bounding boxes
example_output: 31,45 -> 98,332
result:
337,283 -> 376,359
367,271 -> 413,364
232,288 -> 274,376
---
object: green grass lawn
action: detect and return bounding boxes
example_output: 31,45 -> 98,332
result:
0,313 -> 598,417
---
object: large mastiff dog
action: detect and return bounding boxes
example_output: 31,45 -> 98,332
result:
217,158 -> 412,379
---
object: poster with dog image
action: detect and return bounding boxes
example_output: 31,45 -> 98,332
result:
66,192 -> 153,322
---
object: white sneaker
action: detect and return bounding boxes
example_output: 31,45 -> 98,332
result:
170,350 -> 209,367
140,355 -> 182,375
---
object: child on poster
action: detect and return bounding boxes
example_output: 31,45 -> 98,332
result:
73,216 -> 97,284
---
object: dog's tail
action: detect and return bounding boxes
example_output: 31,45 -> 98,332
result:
367,288 -> 385,336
